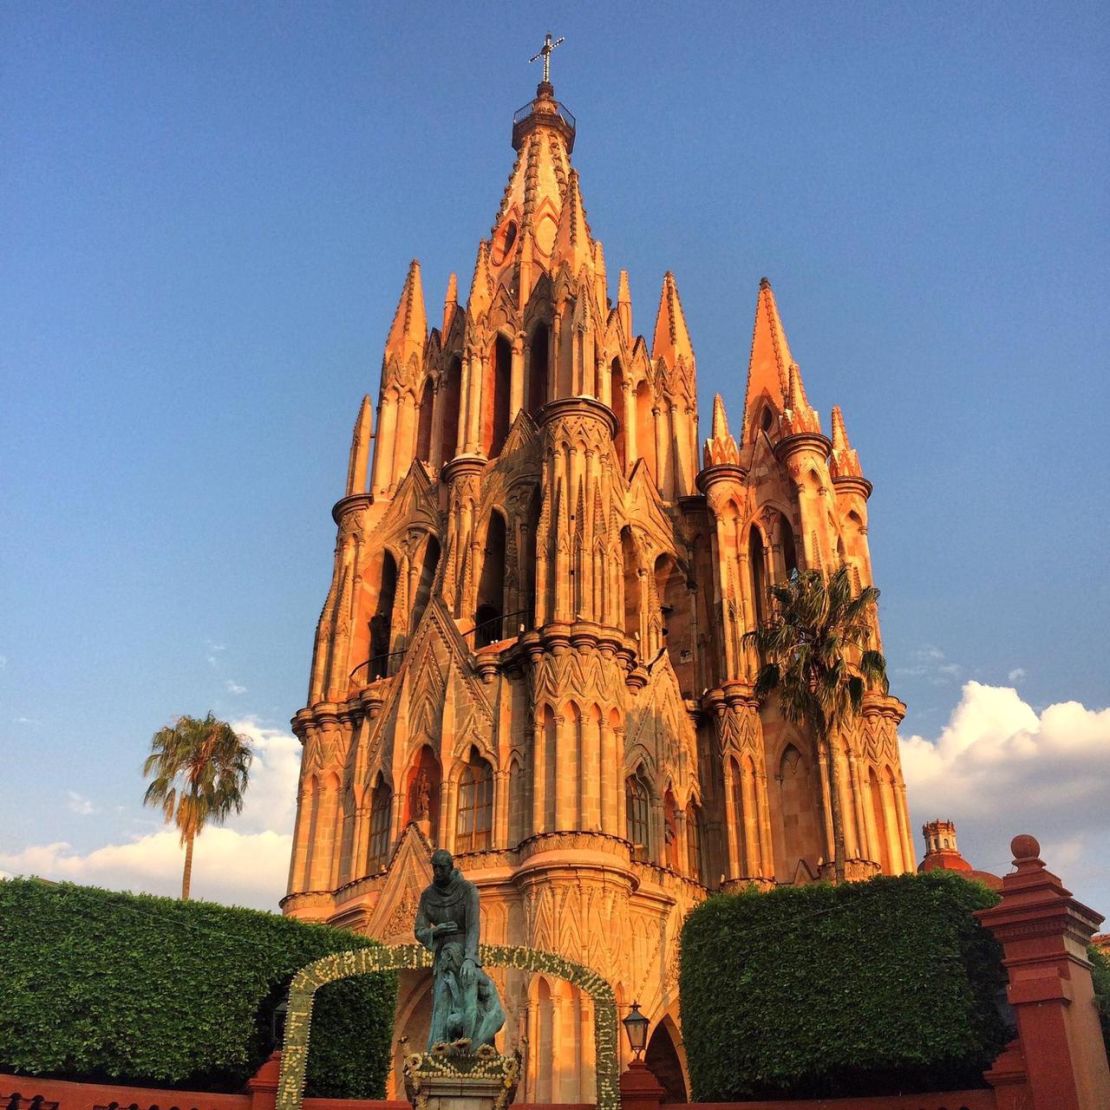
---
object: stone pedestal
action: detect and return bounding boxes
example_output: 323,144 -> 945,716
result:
402,1045 -> 520,1110
619,1061 -> 665,1110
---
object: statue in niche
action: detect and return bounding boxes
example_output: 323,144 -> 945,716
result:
412,769 -> 432,819
414,848 -> 505,1050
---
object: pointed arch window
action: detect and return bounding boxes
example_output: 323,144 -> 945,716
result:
369,551 -> 398,680
663,788 -> 679,870
484,335 -> 512,457
621,527 -> 639,643
367,774 -> 392,872
782,524 -> 798,580
416,377 -> 435,462
528,324 -> 550,416
474,512 -> 507,647
625,769 -> 651,859
610,359 -> 626,469
456,752 -> 493,853
749,528 -> 768,631
440,356 -> 462,462
686,802 -> 703,881
635,381 -> 657,481
410,535 -> 440,634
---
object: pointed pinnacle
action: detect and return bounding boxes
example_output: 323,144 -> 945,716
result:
467,241 -> 493,316
652,271 -> 695,370
831,404 -> 850,451
712,394 -> 731,441
618,269 -> 631,306
385,259 -> 428,361
345,394 -> 374,496
554,168 -> 591,272
442,272 -> 458,335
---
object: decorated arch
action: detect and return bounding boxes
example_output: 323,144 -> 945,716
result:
276,942 -> 620,1110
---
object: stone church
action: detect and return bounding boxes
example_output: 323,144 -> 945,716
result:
281,74 -> 914,1101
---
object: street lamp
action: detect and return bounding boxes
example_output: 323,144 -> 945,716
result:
271,995 -> 289,1051
622,1000 -> 649,1061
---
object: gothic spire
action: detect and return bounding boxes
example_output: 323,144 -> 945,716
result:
344,394 -> 374,496
742,277 -> 795,440
442,272 -> 458,336
467,240 -> 493,318
617,269 -> 632,339
829,404 -> 864,479
703,393 -> 739,468
651,271 -> 695,373
782,362 -> 821,436
384,259 -> 428,370
553,168 -> 592,275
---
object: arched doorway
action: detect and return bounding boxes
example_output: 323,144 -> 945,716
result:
644,1018 -> 689,1102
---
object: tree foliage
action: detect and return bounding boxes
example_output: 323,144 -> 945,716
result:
142,712 -> 252,900
0,879 -> 395,1097
1090,944 -> 1110,1054
679,872 -> 1011,1100
744,566 -> 888,881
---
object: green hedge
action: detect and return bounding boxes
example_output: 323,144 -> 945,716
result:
0,879 -> 395,1097
1091,944 -> 1110,1054
679,871 -> 1010,1100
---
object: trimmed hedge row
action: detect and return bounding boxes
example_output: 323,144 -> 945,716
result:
679,871 -> 1010,1101
1091,944 -> 1110,1053
0,879 -> 395,1097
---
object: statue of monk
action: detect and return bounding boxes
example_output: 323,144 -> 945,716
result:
414,848 -> 505,1050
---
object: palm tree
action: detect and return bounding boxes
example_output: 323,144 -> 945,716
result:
142,712 -> 252,900
744,565 -> 888,883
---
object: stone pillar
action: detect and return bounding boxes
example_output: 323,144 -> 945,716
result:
652,405 -> 667,494
622,382 -> 636,472
372,393 -> 397,496
976,835 -> 1110,1110
493,768 -> 510,848
620,1061 -> 665,1110
722,757 -> 741,879
247,1051 -> 281,1110
895,781 -> 916,869
554,714 -> 573,829
532,721 -> 547,835
509,332 -> 525,420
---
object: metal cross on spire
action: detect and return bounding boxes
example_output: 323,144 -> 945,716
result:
529,31 -> 565,84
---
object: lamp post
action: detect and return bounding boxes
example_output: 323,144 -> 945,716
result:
622,1000 -> 650,1061
271,995 -> 288,1052
619,1001 -> 664,1110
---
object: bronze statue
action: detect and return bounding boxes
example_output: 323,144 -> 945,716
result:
414,848 -> 505,1049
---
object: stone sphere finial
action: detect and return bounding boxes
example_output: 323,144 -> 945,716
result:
1011,834 -> 1041,861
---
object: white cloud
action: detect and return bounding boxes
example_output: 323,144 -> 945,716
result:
66,791 -> 97,816
895,645 -> 962,685
1,719 -> 302,911
1008,668 -> 1026,683
901,681 -> 1110,907
0,829 -> 292,910
225,680 -> 247,695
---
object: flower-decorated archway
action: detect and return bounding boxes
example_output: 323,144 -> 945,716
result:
276,942 -> 620,1110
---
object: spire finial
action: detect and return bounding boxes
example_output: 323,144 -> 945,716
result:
529,31 -> 565,85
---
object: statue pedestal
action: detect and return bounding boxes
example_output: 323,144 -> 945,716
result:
402,1045 -> 520,1110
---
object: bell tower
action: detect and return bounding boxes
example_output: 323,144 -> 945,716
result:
284,61 -> 913,1101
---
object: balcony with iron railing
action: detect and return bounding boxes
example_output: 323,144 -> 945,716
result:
511,86 -> 576,153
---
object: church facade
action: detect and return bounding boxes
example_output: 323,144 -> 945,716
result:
282,77 -> 914,1100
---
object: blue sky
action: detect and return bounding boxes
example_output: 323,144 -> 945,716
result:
3,3 -> 1108,911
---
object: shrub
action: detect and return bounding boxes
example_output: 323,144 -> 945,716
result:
1091,944 -> 1110,1054
0,879 -> 395,1096
679,871 -> 1010,1100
